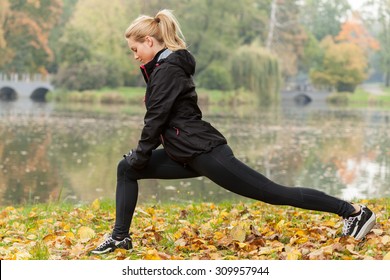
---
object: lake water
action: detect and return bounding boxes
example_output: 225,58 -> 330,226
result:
0,96 -> 389,206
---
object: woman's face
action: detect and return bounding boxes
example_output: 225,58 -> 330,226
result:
127,36 -> 158,64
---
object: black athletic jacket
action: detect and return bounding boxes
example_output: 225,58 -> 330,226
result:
127,48 -> 227,169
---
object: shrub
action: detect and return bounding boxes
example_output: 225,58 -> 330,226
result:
326,92 -> 350,105
53,62 -> 107,91
196,63 -> 233,91
231,44 -> 280,104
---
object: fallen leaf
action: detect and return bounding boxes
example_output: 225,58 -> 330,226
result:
91,199 -> 100,211
174,238 -> 187,247
230,225 -> 246,242
144,249 -> 162,260
383,252 -> 390,260
77,226 -> 95,242
287,249 -> 301,260
381,235 -> 390,245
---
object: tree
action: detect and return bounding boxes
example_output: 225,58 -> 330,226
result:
231,43 -> 280,104
0,0 -> 12,68
1,0 -> 63,74
265,0 -> 308,79
365,0 -> 390,86
310,37 -> 368,92
335,12 -> 380,53
55,0 -> 139,88
301,0 -> 351,41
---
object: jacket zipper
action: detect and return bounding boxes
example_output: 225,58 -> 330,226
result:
140,64 -> 149,81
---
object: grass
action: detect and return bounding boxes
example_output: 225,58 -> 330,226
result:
47,87 -> 257,106
0,198 -> 389,260
327,86 -> 390,107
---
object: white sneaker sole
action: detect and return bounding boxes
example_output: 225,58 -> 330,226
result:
354,212 -> 376,240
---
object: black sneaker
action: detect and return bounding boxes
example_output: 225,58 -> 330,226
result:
90,235 -> 132,254
342,205 -> 376,240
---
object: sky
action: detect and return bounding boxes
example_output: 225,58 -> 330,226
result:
349,0 -> 365,10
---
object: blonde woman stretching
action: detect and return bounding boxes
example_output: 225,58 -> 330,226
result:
90,10 -> 375,254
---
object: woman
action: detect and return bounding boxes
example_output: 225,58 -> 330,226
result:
90,9 -> 375,254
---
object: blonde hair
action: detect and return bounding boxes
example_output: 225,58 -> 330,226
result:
125,9 -> 186,51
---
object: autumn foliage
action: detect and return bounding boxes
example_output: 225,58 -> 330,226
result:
335,13 -> 380,52
1,199 -> 389,260
310,38 -> 368,92
310,13 -> 380,92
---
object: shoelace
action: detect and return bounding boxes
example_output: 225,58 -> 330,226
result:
342,216 -> 356,235
96,236 -> 114,250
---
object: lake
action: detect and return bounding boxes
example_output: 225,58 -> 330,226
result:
0,96 -> 389,206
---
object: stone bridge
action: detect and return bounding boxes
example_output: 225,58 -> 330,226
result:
0,73 -> 54,101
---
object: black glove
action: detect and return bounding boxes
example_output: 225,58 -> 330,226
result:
123,149 -> 149,170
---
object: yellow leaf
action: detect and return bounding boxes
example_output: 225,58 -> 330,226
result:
295,230 -> 306,237
381,235 -> 390,245
236,242 -> 247,249
77,226 -> 95,242
230,225 -> 246,242
220,211 -> 229,218
144,249 -> 162,260
295,237 -> 309,244
43,234 -> 57,243
287,249 -> 301,260
383,252 -> 390,260
276,220 -> 285,231
91,199 -> 100,211
323,220 -> 336,228
146,207 -> 155,215
65,232 -> 75,239
26,234 -> 37,240
213,231 -> 224,240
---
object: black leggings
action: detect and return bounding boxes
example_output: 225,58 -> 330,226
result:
113,144 -> 355,239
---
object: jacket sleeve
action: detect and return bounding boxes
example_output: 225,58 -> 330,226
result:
128,66 -> 187,169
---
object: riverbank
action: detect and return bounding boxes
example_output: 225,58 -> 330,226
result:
47,87 -> 256,106
1,198 -> 389,260
327,85 -> 390,106
46,85 -> 390,109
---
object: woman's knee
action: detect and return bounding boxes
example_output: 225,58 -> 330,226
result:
117,158 -> 136,178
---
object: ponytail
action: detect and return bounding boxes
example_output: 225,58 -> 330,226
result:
125,9 -> 186,51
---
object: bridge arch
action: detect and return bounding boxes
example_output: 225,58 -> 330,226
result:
294,93 -> 312,106
0,87 -> 18,101
31,87 -> 50,102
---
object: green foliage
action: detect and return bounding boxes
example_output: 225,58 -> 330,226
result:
53,61 -> 107,91
53,0 -> 136,89
374,0 -> 390,86
300,33 -> 324,73
326,92 -> 350,105
196,63 -> 233,91
302,0 -> 351,41
1,0 -> 387,89
231,44 -> 280,104
57,28 -> 92,65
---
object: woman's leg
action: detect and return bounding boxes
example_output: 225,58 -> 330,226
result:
112,149 -> 199,239
189,144 -> 355,218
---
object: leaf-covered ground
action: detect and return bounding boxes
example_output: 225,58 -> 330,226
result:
1,199 -> 389,260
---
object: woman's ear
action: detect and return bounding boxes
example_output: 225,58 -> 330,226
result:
145,36 -> 154,47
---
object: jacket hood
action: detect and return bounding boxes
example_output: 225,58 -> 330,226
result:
163,49 -> 196,76
141,49 -> 195,82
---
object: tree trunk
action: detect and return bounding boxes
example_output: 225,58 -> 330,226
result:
266,0 -> 277,50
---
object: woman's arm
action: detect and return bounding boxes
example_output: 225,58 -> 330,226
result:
126,66 -> 186,169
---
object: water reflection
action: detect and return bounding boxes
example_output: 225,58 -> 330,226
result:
0,100 -> 389,206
